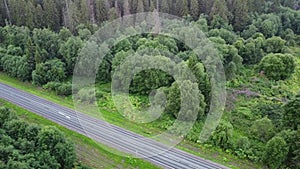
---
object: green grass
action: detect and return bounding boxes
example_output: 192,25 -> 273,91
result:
0,99 -> 160,169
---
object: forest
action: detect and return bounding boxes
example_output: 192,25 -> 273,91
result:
0,106 -> 93,169
0,0 -> 300,168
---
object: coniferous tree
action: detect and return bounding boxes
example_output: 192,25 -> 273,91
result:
123,0 -> 131,15
190,0 -> 200,20
160,0 -> 170,14
209,0 -> 229,22
137,0 -> 144,13
44,0 -> 60,31
95,0 -> 108,24
232,0 -> 250,31
174,0 -> 189,17
24,1 -> 34,29
34,4 -> 45,28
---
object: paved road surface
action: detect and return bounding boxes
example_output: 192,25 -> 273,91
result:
0,82 -> 229,169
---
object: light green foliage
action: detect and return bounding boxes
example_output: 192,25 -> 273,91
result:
58,28 -> 73,42
281,29 -> 296,46
258,53 -> 295,81
210,36 -> 243,77
293,128 -> 300,168
210,15 -> 230,30
75,87 -> 97,104
233,136 -> 251,159
0,2 -> 299,168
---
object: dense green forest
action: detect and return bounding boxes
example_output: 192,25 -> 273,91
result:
0,0 -> 300,168
0,107 -> 92,169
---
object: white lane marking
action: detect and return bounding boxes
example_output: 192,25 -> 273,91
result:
58,111 -> 71,120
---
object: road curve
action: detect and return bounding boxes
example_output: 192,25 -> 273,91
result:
0,82 -> 230,169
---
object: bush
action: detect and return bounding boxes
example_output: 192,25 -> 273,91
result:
43,82 -> 72,96
258,53 -> 295,81
250,117 -> 275,143
0,107 -> 76,169
32,59 -> 66,86
263,136 -> 289,169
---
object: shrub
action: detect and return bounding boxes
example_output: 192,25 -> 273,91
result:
258,53 -> 295,81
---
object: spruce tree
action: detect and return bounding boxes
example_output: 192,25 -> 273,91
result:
232,0 -> 250,31
190,0 -> 200,20
209,0 -> 229,22
44,0 -> 60,30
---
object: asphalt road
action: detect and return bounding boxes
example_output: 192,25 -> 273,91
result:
0,82 -> 229,169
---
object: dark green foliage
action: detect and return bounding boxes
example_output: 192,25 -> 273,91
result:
190,0 -> 200,20
237,35 -> 266,64
0,107 -> 17,128
165,80 -> 206,121
254,14 -> 282,38
209,0 -> 229,23
264,36 -> 287,53
32,59 -> 66,86
283,94 -> 300,130
254,102 -> 284,128
258,53 -> 295,81
293,128 -> 300,168
250,117 -> 275,143
59,36 -> 83,75
0,1 -> 299,168
231,0 -> 250,31
232,136 -> 251,159
43,82 -> 72,96
276,129 -> 299,167
187,55 -> 211,111
0,46 -> 32,81
0,107 -> 76,169
263,136 -> 289,169
209,120 -> 234,149
32,28 -> 60,62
